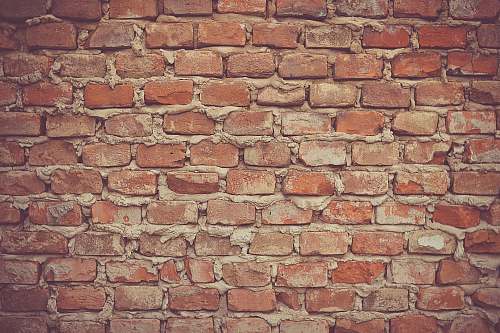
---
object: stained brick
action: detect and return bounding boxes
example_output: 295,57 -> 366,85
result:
252,23 -> 300,48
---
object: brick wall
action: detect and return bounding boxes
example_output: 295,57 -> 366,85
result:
0,0 -> 499,332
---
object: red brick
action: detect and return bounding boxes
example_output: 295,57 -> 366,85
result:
465,138 -> 500,163
252,23 -> 300,48
416,82 -> 464,106
408,230 -> 456,254
227,53 -> 275,77
306,25 -> 352,49
0,171 -> 45,195
29,140 -> 77,166
198,22 -> 246,46
164,0 -> 213,15
416,286 -> 465,310
450,0 -> 499,20
57,286 -> 106,311
282,112 -> 331,135
109,0 -> 157,18
394,0 -> 443,18
276,0 -> 327,18
108,170 -> 157,195
207,200 -> 255,225
392,52 -> 441,78
257,86 -> 305,106
167,171 -> 219,194
336,319 -> 385,333
115,52 -> 165,78
433,204 -> 480,229
0,81 -> 17,105
57,53 -> 107,77
105,114 -> 152,137
84,83 -> 134,108
115,285 -> 162,310
92,201 -> 141,224
0,259 -> 39,284
470,81 -> 500,105
448,111 -> 497,134
487,201 -> 500,225
160,260 -> 180,283
144,80 -> 193,105
224,111 -> 273,135
404,141 -> 450,164
164,112 -> 215,135
262,201 -> 313,225
0,31 -> 17,50
352,142 -> 400,166
2,53 -> 51,77
335,111 -> 385,135
277,291 -> 301,310
450,315 -> 492,333
306,289 -> 355,312
332,261 -> 385,284
448,52 -> 498,76
477,24 -> 500,48
341,171 -> 389,195
74,233 -> 125,255
244,141 -> 290,167
166,318 -> 214,333
363,288 -> 408,311
200,81 -> 250,106
393,111 -> 438,135
464,229 -> 500,253
88,23 -> 134,48
472,288 -> 500,308
145,22 -> 193,49
186,258 -> 214,283
391,259 -> 437,284
0,141 -> 25,166
110,320 -> 160,333
59,322 -> 105,333
283,170 -> 335,195
300,231 -> 349,255
362,82 -> 410,108
0,286 -> 49,312
226,169 -> 276,195
335,54 -> 383,79
390,315 -> 438,333
336,0 -> 388,17
22,82 -> 72,106
418,26 -> 468,48
136,143 -> 185,168
82,143 -> 131,167
310,83 -> 357,107
437,259 -> 481,285
321,201 -> 373,224
138,234 -> 186,257
352,232 -> 404,255
0,0 -> 48,19
222,262 -> 270,286
44,258 -> 97,282
218,0 -> 266,15
0,317 -> 47,333
26,23 -> 76,49
299,140 -> 346,166
281,320 -> 329,333
147,201 -> 197,224
175,50 -> 223,77
249,232 -> 294,255
228,289 -> 276,312
226,318 -> 271,333
375,202 -> 426,225
46,115 -> 95,137
195,232 -> 241,256
279,53 -> 328,79
276,262 -> 328,287
169,286 -> 219,311
52,0 -> 101,20
363,25 -> 410,48
0,112 -> 41,136
394,171 -> 449,195
51,169 -> 102,194
0,231 -> 67,254
0,202 -> 21,224
29,201 -> 81,226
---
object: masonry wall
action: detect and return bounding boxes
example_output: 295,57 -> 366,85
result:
0,0 -> 499,332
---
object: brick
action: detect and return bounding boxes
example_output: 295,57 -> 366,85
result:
279,53 -> 328,79
29,201 -> 81,226
408,230 -> 456,254
222,262 -> 270,286
416,286 -> 465,310
336,111 -> 384,135
169,286 -> 219,311
465,138 -> 500,163
341,171 -> 389,195
299,141 -> 346,166
362,82 -> 410,108
57,54 -> 106,77
450,0 -> 500,20
115,286 -> 162,310
0,171 -> 45,195
195,232 -> 241,256
82,143 -> 131,167
394,0 -> 443,18
59,322 -> 105,333
199,22 -> 246,46
44,258 -> 97,282
0,112 -> 41,136
136,143 -> 185,168
167,172 -> 219,194
201,81 -> 250,106
26,23 -> 76,49
218,0 -> 266,15
207,200 -> 255,225
392,52 -> 441,78
108,170 -> 157,195
147,201 -> 197,224
363,25 -> 410,48
166,318 -> 214,333
160,260 -> 181,283
145,80 -> 193,105
352,142 -> 400,166
283,170 -> 335,195
276,262 -> 328,287
336,0 -> 388,17
394,171 -> 449,195
52,0 -> 101,20
0,286 -> 49,311
300,231 -> 349,255
0,202 -> 21,224
164,0 -> 213,15
464,229 -> 500,253
335,54 -> 383,79
281,320 -> 329,333
447,111 -> 496,134
74,233 -> 124,255
139,234 -> 187,257
57,286 -> 106,311
416,82 -> 464,106
306,25 -> 352,49
46,115 -> 95,137
262,201 -> 313,225
109,0 -> 157,18
321,201 -> 373,224
249,232 -> 294,255
84,83 -> 134,108
145,23 -> 193,49
252,23 -> 300,48
0,259 -> 39,284
309,83 -> 357,107
433,204 -> 480,229
88,23 -> 134,48
390,315 -> 438,333
257,86 -> 305,106
226,169 -> 276,194
110,320 -> 160,333
0,0 -> 47,19
228,289 -> 276,312
450,315 -> 492,333
227,53 -> 275,77
29,140 -> 78,165
393,112 -> 438,135
391,259 -> 437,284
0,141 -> 24,166
105,114 -> 152,137
363,288 -> 408,312
448,52 -> 498,76
244,141 -> 291,167
487,201 -> 500,225
336,319 -> 385,333
418,26 -> 468,48
332,261 -> 385,284
477,24 -> 500,48
2,53 -> 50,77
186,258 -> 214,283
375,202 -> 426,225
92,201 -> 141,224
224,111 -> 273,135
437,259 -> 481,284
115,52 -> 165,78
0,81 -> 17,105
282,112 -> 331,135
276,0 -> 327,18
22,82 -> 72,106
164,112 -> 215,135
352,232 -> 404,255
0,30 -> 17,50
175,51 -> 223,77
306,289 -> 355,313
277,291 -> 301,310
470,81 -> 500,105
472,288 -> 500,308
0,318 -> 47,333
51,169 -> 102,194
226,318 -> 271,333
404,141 -> 450,164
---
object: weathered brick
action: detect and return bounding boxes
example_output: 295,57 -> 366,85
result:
207,200 -> 255,225
279,53 -> 328,79
198,22 -> 246,46
0,81 -> 17,106
175,51 -> 223,77
393,112 -> 439,135
392,52 -> 441,78
433,204 -> 480,229
437,259 -> 481,285
418,26 -> 469,48
227,53 -> 275,77
228,289 -> 276,312
109,0 -> 157,19
22,82 -> 72,106
306,25 -> 352,49
115,52 -> 165,78
450,0 -> 500,20
252,23 -> 300,48
167,172 -> 219,194
0,112 -> 41,136
472,288 -> 500,308
59,322 -> 105,333
0,202 -> 21,224
282,112 -> 331,135
417,287 -> 465,310
218,0 -> 266,15
390,315 -> 438,333
335,54 -> 383,79
45,258 -> 97,282
477,24 -> 500,48
51,169 -> 102,194
164,112 -> 215,135
299,141 -> 346,166
224,111 -> 273,135
200,81 -> 250,106
115,285 -> 163,310
195,232 -> 241,256
74,233 -> 124,256
310,83 -> 357,107
249,232 -> 294,255
306,289 -> 355,312
276,0 -> 327,18
464,229 -> 500,253
110,320 -> 160,333
363,288 -> 409,312
391,259 -> 437,284
164,0 -> 213,15
169,286 -> 219,311
105,114 -> 152,137
276,262 -> 328,287
84,83 -> 134,108
340,171 -> 389,195
404,141 -> 450,164
0,171 -> 45,195
408,230 -> 456,254
185,258 -> 214,283
144,80 -> 193,105
394,0 -> 443,18
300,231 -> 349,255
257,86 -> 305,106
226,318 -> 271,333
82,143 -> 131,167
332,261 -> 385,284
283,170 -> 336,195
226,169 -> 276,194
336,0 -> 388,17
166,318 -> 214,333
108,170 -> 157,195
26,23 -> 77,49
0,0 -> 48,19
57,54 -> 107,77
335,111 -> 385,135
244,141 -> 291,167
57,286 -> 106,311
92,201 -> 141,224
136,143 -> 185,168
0,30 -> 17,50
321,201 -> 373,224
147,201 -> 198,224
0,231 -> 67,254
88,23 -> 134,48
52,0 -> 101,20
465,138 -> 500,163
447,111 -> 496,134
2,53 -> 50,77
29,201 -> 81,226
262,201 -> 313,225
222,262 -> 270,286
448,51 -> 498,76
277,291 -> 301,310
352,232 -> 404,255
470,81 -> 500,105
138,234 -> 187,257
281,320 -> 329,333
363,25 -> 410,48
362,82 -> 410,108
28,140 -> 76,166
487,201 -> 500,225
450,315 -> 492,333
352,142 -> 400,166
0,259 -> 40,284
375,202 -> 426,225
46,115 -> 95,137
394,171 -> 449,195
0,286 -> 49,311
145,23 -> 193,49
